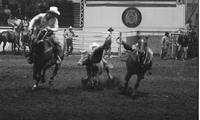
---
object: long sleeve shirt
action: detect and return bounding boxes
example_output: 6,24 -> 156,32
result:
161,36 -> 170,48
28,13 -> 58,32
64,30 -> 76,40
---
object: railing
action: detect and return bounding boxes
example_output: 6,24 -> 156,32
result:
0,27 -> 182,57
56,29 -> 122,56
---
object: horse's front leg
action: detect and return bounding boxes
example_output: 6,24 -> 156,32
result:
49,64 -> 60,87
94,75 -> 103,90
105,68 -> 113,80
132,75 -> 143,97
41,68 -> 46,83
32,65 -> 41,90
124,72 -> 132,89
2,41 -> 7,55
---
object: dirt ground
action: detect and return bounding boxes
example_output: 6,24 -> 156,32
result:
0,54 -> 198,120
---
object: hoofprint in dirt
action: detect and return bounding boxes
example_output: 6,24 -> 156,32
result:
0,55 -> 198,120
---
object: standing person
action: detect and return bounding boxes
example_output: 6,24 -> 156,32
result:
104,27 -> 114,58
160,32 -> 170,59
184,19 -> 192,35
89,42 -> 113,68
4,5 -> 11,25
131,31 -> 141,50
7,15 -> 17,30
177,35 -> 189,61
27,6 -> 62,64
63,26 -> 78,56
22,16 -> 29,29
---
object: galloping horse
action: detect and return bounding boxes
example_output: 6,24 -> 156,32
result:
32,29 -> 66,90
120,39 -> 153,97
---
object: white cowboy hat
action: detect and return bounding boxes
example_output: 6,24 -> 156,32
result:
69,26 -> 73,29
48,6 -> 60,15
89,42 -> 100,50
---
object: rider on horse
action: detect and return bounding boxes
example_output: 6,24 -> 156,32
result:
27,6 -> 62,64
118,36 -> 153,66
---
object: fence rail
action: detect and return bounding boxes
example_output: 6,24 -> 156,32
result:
0,27 -> 181,57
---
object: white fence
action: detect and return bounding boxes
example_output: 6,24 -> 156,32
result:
0,27 -> 180,56
56,29 -> 122,55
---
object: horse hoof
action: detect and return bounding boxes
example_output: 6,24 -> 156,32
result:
118,85 -> 125,91
132,94 -> 137,99
32,84 -> 37,90
81,78 -> 89,86
148,71 -> 152,75
49,81 -> 53,87
131,90 -> 137,98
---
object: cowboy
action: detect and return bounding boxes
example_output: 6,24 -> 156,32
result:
22,16 -> 29,29
161,32 -> 170,59
140,37 -> 153,65
104,27 -> 114,58
7,15 -> 18,30
27,6 -> 61,64
89,42 -> 113,69
63,26 -> 78,55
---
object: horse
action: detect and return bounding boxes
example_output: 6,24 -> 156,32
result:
0,30 -> 20,54
32,30 -> 66,90
177,34 -> 189,60
119,39 -> 153,97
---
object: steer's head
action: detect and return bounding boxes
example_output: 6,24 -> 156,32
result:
77,50 -> 90,66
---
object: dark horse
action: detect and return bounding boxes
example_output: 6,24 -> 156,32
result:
120,39 -> 153,97
32,30 -> 66,90
0,30 -> 20,54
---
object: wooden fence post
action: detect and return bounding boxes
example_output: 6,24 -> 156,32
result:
118,32 -> 122,57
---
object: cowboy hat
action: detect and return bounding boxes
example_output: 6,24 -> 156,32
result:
89,42 -> 100,50
69,26 -> 73,29
48,6 -> 60,15
108,27 -> 114,32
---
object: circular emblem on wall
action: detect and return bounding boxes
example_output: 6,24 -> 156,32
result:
122,7 -> 142,28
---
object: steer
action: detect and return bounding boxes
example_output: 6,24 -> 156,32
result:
77,51 -> 113,89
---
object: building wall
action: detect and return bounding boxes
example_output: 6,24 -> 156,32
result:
83,4 -> 186,54
84,5 -> 185,32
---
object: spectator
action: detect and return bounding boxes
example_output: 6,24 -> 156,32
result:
177,35 -> 189,61
22,16 -> 29,29
185,19 -> 192,35
63,26 -> 78,56
4,5 -> 11,25
7,15 -> 18,30
104,27 -> 114,58
160,32 -> 170,59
